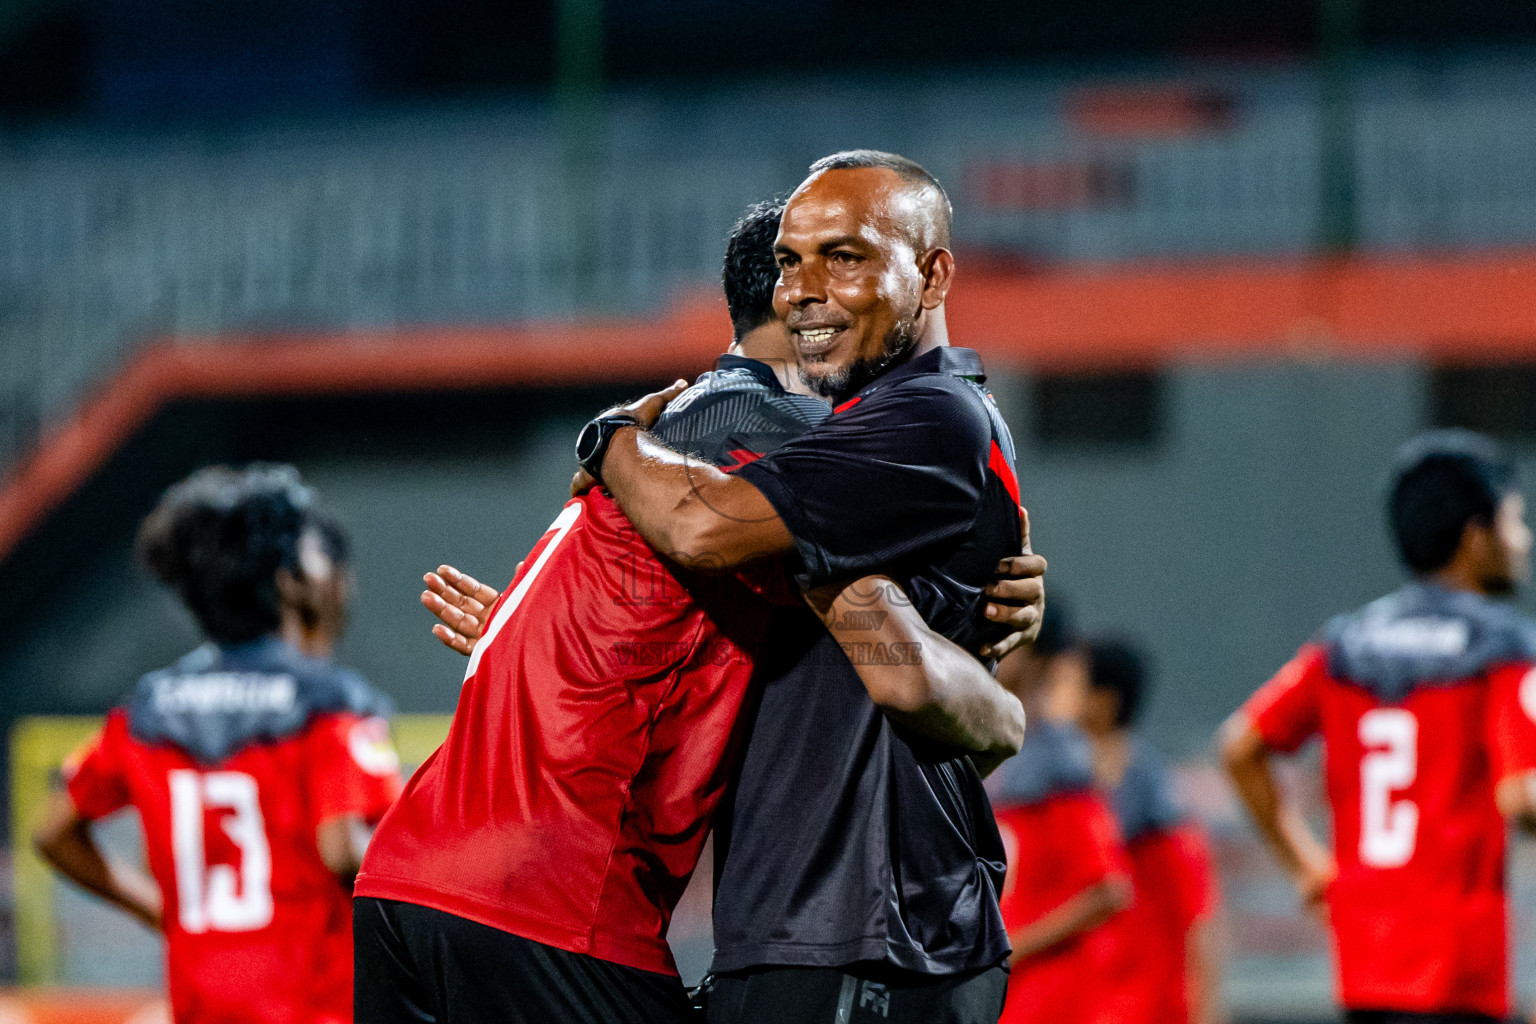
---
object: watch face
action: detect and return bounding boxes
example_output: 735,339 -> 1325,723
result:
575,420 -> 602,463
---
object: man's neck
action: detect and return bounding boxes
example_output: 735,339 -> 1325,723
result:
729,325 -> 817,397
1089,729 -> 1131,789
911,306 -> 950,359
1427,562 -> 1491,597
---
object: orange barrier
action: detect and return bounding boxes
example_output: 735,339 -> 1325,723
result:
0,991 -> 166,1024
4,252 -> 1536,562
952,251 -> 1536,368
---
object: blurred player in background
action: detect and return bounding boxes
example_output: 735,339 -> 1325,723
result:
356,195 -> 1040,1024
1222,429 -> 1536,1024
1077,637 -> 1223,1024
989,606 -> 1131,1024
34,465 -> 403,1024
297,512 -> 406,1024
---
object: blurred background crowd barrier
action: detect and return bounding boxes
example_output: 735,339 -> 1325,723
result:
5,58 -> 1536,475
4,0 -> 1536,1019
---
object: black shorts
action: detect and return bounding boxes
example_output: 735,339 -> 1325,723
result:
700,962 -> 1008,1024
1345,1012 -> 1501,1024
354,896 -> 695,1024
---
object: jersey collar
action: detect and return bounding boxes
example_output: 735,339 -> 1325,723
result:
714,352 -> 788,392
845,345 -> 988,402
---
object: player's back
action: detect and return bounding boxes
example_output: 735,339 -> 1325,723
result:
67,638 -> 394,1024
356,355 -> 829,976
988,720 -> 1127,1024
1244,582 -> 1536,1016
1096,738 -> 1218,1024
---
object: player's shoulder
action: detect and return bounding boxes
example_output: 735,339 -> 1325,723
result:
839,370 -> 996,456
321,664 -> 396,719
987,719 -> 1096,808
1115,736 -> 1184,841
125,638 -> 387,765
661,359 -> 783,418
1320,583 -> 1536,700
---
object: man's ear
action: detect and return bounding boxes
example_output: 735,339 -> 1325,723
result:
919,248 -> 954,311
275,566 -> 316,624
1456,516 -> 1498,569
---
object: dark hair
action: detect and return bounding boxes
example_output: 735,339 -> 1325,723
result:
1085,637 -> 1148,729
137,464 -> 313,645
1389,429 -> 1516,574
313,513 -> 352,569
1032,593 -> 1077,658
722,200 -> 784,340
806,149 -> 952,249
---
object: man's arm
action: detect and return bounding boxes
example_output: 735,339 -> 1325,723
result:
568,381 -> 792,571
806,576 -> 1025,773
316,815 -> 372,882
1496,774 -> 1536,834
33,791 -> 161,931
599,429 -> 793,571
1007,874 -> 1131,965
424,549 -> 1046,663
1186,914 -> 1227,1024
1218,713 -> 1334,914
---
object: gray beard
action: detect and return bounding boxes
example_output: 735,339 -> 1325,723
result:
804,319 -> 920,401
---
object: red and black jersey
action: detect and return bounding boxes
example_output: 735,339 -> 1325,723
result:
356,355 -> 829,977
1242,582 -> 1536,1018
1095,738 -> 1219,1024
67,637 -> 402,1024
713,347 -> 1021,976
988,721 -> 1128,1024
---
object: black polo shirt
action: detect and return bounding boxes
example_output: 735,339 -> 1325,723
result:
714,346 -> 1021,977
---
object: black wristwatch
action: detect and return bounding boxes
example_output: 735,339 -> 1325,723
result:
575,413 -> 641,483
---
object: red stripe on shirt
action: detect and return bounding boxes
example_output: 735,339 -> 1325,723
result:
988,440 -> 1020,506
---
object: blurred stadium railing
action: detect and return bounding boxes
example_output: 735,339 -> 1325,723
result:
4,57 -> 1536,478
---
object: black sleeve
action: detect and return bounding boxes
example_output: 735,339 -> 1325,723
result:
735,378 -> 991,586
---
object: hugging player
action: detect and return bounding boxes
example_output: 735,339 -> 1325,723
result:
356,170 -> 1042,1024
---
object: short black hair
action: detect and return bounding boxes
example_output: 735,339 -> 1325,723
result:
806,149 -> 952,249
1388,429 -> 1516,574
722,200 -> 784,340
1032,593 -> 1077,658
1085,637 -> 1148,729
137,464 -> 313,645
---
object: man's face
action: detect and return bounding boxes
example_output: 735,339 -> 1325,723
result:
296,530 -> 353,648
1044,649 -> 1089,725
1487,492 -> 1533,594
773,168 -> 928,400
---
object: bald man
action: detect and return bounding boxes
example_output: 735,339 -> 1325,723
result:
579,151 -> 1025,1024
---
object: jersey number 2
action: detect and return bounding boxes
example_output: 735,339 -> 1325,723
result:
169,770 -> 274,933
1358,708 -> 1419,868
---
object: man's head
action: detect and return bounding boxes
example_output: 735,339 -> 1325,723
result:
722,199 -> 804,380
138,464 -> 313,645
774,150 -> 955,400
1389,428 -> 1530,595
724,200 -> 785,342
1080,637 -> 1148,739
284,513 -> 356,658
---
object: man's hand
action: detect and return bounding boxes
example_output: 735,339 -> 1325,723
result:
979,508 -> 1048,660
421,564 -> 503,657
571,378 -> 691,497
608,378 -> 691,431
1295,855 -> 1336,922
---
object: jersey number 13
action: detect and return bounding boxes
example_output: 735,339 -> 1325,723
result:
169,770 -> 275,933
